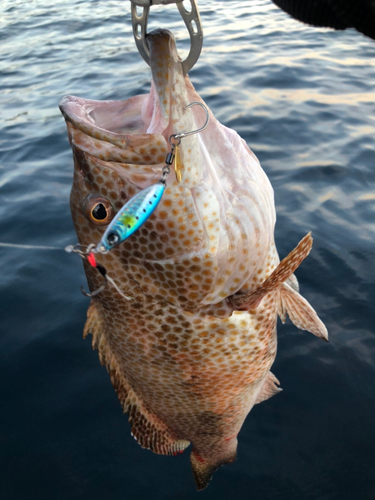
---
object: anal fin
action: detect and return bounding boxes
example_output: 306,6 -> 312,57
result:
280,282 -> 328,341
255,371 -> 282,405
83,301 -> 190,455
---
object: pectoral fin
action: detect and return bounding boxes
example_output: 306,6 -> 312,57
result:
279,282 -> 328,341
229,232 -> 313,311
255,371 -> 282,404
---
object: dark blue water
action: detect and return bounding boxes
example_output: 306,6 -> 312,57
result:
1,1 -> 375,498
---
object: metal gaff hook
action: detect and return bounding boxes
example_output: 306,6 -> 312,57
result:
169,101 -> 209,145
130,0 -> 203,75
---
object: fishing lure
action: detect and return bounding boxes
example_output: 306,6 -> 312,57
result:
65,101 -> 209,297
88,101 -> 208,253
99,182 -> 165,252
94,101 -> 209,253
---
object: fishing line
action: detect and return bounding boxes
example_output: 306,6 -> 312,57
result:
0,242 -> 64,250
0,241 -> 132,300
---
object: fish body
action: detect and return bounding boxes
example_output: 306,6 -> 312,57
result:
60,29 -> 327,490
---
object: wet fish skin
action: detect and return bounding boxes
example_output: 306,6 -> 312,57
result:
60,29 -> 327,490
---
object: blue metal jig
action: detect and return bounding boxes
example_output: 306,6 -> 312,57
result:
95,101 -> 209,253
99,182 -> 165,252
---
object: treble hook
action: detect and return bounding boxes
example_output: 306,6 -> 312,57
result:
169,101 -> 209,145
65,244 -> 108,297
81,262 -> 108,297
70,248 -> 132,300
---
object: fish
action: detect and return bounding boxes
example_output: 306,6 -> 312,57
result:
59,28 -> 328,490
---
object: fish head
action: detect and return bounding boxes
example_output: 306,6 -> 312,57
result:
60,29 -> 275,310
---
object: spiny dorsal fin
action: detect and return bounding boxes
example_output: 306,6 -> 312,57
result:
83,301 -> 109,365
255,371 -> 282,405
279,282 -> 328,341
229,232 -> 313,311
127,398 -> 190,455
83,301 -> 190,455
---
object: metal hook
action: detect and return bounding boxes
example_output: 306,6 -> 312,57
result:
169,101 -> 209,145
130,0 -> 203,76
80,278 -> 108,298
80,262 -> 108,297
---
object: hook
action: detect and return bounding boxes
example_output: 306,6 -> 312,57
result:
80,278 -> 107,298
169,102 -> 209,145
131,1 -> 203,76
80,255 -> 109,297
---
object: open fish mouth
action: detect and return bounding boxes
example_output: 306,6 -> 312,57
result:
58,28 -> 194,171
60,29 -> 275,306
58,93 -> 169,169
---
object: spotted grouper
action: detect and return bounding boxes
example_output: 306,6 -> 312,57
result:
59,28 -> 328,490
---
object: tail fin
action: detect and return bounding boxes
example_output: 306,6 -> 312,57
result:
190,447 -> 237,491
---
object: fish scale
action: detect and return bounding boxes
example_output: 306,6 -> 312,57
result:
60,28 -> 327,490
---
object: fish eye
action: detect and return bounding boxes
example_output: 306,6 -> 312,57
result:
92,203 -> 107,220
83,196 -> 113,226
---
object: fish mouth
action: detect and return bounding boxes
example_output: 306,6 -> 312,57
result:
59,29 -> 190,171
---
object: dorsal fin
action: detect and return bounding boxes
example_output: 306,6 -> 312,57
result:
255,371 -> 282,405
279,282 -> 328,341
83,301 -> 190,455
229,232 -> 313,311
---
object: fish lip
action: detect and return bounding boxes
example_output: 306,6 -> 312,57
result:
59,29 -> 180,148
59,94 -> 148,142
145,27 -> 176,50
59,93 -> 169,168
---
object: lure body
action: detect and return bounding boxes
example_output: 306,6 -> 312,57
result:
100,182 -> 165,251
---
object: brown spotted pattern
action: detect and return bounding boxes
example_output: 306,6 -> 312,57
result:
60,29 -> 327,490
